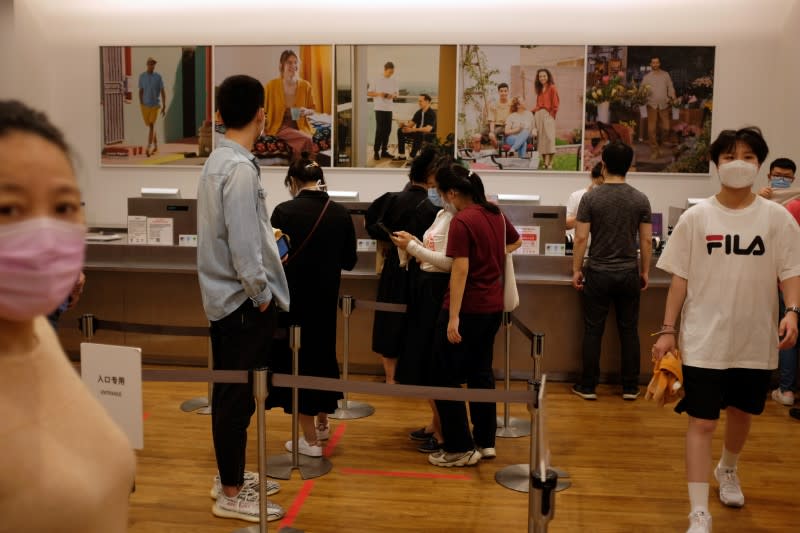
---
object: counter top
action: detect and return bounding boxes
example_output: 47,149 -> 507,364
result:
86,242 -> 672,287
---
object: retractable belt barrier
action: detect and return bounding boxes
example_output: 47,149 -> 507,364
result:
76,304 -> 560,531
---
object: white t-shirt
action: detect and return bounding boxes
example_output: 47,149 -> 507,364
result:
566,187 -> 587,238
657,195 -> 800,369
370,75 -> 399,112
505,110 -> 534,134
407,208 -> 454,273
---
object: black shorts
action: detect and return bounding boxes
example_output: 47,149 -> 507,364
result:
674,365 -> 772,420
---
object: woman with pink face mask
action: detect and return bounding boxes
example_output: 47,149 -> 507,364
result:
0,101 -> 135,532
652,127 -> 800,533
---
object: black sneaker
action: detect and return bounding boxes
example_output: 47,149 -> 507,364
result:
572,384 -> 597,400
373,152 -> 381,160
409,427 -> 434,441
380,151 -> 393,158
417,437 -> 442,453
790,408 -> 800,421
392,155 -> 406,161
622,387 -> 640,401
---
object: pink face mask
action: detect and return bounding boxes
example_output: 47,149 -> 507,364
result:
0,218 -> 86,322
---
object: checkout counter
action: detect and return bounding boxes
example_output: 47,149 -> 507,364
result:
58,198 -> 671,384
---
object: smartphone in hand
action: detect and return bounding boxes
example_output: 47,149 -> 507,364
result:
376,221 -> 393,237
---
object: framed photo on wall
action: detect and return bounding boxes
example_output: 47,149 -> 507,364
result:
457,45 -> 586,172
214,45 -> 333,167
583,45 -> 715,174
99,46 -> 212,167
334,45 -> 457,169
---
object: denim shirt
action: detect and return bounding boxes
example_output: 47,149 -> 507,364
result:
197,138 -> 290,321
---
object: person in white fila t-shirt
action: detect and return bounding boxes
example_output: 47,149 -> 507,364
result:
652,126 -> 800,533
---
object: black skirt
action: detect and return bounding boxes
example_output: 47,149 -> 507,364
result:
395,271 -> 450,385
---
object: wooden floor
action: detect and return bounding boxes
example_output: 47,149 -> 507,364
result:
129,376 -> 798,532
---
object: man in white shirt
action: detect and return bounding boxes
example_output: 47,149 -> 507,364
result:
641,56 -> 675,160
652,127 -> 800,533
368,61 -> 399,160
566,162 -> 604,238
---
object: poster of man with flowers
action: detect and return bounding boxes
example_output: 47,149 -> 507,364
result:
583,45 -> 715,174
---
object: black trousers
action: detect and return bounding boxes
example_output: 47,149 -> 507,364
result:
397,129 -> 430,156
433,310 -> 502,453
374,110 -> 392,154
580,268 -> 641,389
210,299 -> 277,487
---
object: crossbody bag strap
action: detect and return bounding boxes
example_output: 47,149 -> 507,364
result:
285,198 -> 331,265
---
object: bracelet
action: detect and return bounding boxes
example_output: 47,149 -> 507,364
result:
650,328 -> 678,337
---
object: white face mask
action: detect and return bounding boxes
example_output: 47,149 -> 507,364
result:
714,160 -> 759,189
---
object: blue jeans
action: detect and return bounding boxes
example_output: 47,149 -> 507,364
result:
504,130 -> 530,158
778,291 -> 799,392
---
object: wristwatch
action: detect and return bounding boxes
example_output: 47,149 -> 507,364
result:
785,306 -> 800,316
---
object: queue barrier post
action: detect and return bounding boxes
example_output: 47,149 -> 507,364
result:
233,368 -> 305,533
496,311 -> 531,438
330,295 -> 375,420
495,333 -> 571,493
180,338 -> 212,414
266,325 -> 332,480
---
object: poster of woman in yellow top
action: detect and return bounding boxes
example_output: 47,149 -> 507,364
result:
214,45 -> 333,167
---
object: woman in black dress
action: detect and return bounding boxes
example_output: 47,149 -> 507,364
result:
269,155 -> 357,457
365,148 -> 439,383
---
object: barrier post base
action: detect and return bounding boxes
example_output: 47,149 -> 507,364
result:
495,463 -> 571,493
180,397 -> 210,414
266,453 -> 333,480
496,416 -> 531,438
329,399 -> 375,420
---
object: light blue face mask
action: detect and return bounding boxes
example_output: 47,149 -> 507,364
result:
427,187 -> 443,207
770,177 -> 793,189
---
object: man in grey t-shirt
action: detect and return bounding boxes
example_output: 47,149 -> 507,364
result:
571,141 -> 652,400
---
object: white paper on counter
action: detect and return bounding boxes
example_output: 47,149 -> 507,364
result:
127,215 -> 147,244
514,225 -> 541,256
146,217 -> 173,246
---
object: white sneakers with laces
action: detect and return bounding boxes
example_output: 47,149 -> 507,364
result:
212,486 -> 285,523
686,510 -> 712,533
210,471 -> 280,499
771,388 -> 795,406
285,436 -> 323,457
714,464 -> 745,507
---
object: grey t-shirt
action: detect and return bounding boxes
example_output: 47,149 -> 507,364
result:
576,182 -> 651,271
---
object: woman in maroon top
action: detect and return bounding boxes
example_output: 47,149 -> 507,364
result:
427,164 -> 521,467
533,68 -> 560,170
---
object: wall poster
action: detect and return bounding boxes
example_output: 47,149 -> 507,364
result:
457,45 -> 586,172
100,46 -> 212,167
583,45 -> 715,174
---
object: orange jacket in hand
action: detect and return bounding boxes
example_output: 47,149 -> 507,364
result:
645,350 -> 684,407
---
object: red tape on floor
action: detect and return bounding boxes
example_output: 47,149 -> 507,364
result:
278,478 -> 315,528
278,422 -> 347,528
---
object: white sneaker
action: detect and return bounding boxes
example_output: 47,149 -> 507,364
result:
771,388 -> 795,406
212,486 -> 285,522
428,449 -> 482,467
714,465 -> 745,507
316,422 -> 331,440
686,510 -> 712,533
210,471 -> 280,499
477,447 -> 496,459
285,436 -> 323,457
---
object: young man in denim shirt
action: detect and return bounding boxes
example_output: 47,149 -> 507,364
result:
197,74 -> 290,523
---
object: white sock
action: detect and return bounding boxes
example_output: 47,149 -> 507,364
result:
719,446 -> 739,470
688,482 -> 709,513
